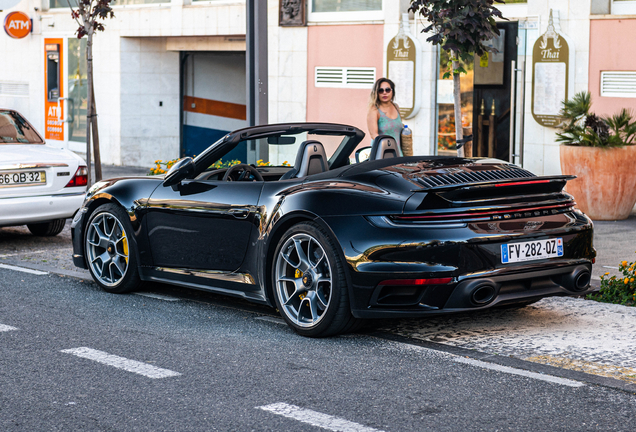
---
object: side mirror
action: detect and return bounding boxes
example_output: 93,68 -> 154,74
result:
163,157 -> 195,187
355,146 -> 372,163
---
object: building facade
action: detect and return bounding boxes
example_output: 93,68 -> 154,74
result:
0,0 -> 634,173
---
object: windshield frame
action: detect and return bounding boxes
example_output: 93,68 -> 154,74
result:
192,123 -> 365,174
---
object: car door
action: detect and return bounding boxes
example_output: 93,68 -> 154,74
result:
145,178 -> 263,272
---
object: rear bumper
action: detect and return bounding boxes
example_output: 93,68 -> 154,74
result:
351,261 -> 594,318
0,191 -> 85,227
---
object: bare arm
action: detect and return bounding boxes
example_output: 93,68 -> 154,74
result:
367,107 -> 379,140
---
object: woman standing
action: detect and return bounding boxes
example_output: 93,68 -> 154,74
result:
366,78 -> 403,144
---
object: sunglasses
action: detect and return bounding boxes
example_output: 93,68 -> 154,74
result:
378,87 -> 392,94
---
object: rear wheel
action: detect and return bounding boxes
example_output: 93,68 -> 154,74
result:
27,219 -> 66,237
273,222 -> 359,337
84,204 -> 142,293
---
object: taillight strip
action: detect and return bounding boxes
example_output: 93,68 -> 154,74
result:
394,203 -> 574,221
379,278 -> 453,286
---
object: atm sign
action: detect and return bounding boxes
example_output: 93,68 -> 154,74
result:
4,12 -> 32,39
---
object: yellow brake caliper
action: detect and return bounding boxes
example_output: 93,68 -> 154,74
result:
295,269 -> 306,300
121,234 -> 129,264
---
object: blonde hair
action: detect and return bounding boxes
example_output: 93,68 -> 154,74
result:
368,78 -> 396,109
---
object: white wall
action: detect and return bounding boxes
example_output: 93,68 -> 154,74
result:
0,0 -> 246,167
504,0 -> 591,176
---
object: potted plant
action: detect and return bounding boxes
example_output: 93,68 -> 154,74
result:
557,92 -> 636,220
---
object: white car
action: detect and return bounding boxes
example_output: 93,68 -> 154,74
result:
0,109 -> 87,236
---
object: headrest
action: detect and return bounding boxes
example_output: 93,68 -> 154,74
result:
370,135 -> 399,160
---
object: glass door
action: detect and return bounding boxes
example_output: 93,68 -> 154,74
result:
436,50 -> 474,156
67,38 -> 88,147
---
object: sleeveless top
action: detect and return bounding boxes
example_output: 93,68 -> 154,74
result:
377,105 -> 403,145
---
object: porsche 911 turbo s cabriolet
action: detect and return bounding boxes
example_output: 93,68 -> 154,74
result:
71,123 -> 595,337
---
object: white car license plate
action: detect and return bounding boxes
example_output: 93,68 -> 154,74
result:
0,171 -> 46,187
501,238 -> 563,263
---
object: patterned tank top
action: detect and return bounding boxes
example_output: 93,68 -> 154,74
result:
377,105 -> 403,146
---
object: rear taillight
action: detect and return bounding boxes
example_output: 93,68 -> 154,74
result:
65,166 -> 88,188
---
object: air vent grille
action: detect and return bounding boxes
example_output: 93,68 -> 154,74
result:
411,167 -> 536,189
0,82 -> 29,97
315,67 -> 375,89
601,71 -> 636,98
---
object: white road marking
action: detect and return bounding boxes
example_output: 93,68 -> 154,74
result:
132,292 -> 180,302
454,357 -> 585,388
0,324 -> 18,332
61,347 -> 181,379
602,266 -> 619,270
255,316 -> 286,325
0,263 -> 48,275
257,402 -> 384,432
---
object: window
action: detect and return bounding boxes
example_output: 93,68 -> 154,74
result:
309,0 -> 383,22
50,0 -> 164,7
613,0 -> 636,15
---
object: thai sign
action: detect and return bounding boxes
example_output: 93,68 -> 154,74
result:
386,14 -> 421,120
3,11 -> 31,39
531,10 -> 570,128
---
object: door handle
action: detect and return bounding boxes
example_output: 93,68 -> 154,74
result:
229,208 -> 250,219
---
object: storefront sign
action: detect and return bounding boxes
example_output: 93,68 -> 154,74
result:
3,11 -> 32,39
44,39 -> 65,141
386,14 -> 421,120
531,10 -> 570,128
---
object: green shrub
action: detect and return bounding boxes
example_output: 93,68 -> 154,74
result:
587,255 -> 636,306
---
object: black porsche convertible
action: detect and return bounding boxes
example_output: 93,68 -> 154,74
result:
71,123 -> 595,337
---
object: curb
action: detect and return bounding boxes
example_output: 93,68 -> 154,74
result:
370,331 -> 636,394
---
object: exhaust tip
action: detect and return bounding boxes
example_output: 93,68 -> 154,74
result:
573,270 -> 591,291
471,284 -> 496,305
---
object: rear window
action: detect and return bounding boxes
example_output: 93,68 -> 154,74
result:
0,110 -> 45,144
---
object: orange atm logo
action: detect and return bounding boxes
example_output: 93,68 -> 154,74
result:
44,39 -> 64,141
4,12 -> 32,39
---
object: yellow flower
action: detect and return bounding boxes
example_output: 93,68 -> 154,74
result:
605,272 -> 610,275
622,261 -> 628,267
631,278 -> 635,283
625,278 -> 630,284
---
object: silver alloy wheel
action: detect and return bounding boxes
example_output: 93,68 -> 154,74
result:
85,212 -> 130,287
275,233 -> 333,327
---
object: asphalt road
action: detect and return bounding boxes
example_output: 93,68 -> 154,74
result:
2,267 -> 636,432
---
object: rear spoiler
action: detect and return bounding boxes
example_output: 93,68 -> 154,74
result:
410,175 -> 576,193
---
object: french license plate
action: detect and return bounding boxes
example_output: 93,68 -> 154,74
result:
501,238 -> 563,263
0,171 -> 46,187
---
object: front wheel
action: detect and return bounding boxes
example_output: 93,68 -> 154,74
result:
84,203 -> 143,294
272,222 -> 359,337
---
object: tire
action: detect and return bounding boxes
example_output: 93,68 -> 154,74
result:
272,221 -> 359,337
27,219 -> 66,237
84,203 -> 143,294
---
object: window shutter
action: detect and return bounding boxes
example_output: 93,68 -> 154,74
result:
601,71 -> 636,98
315,67 -> 375,89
